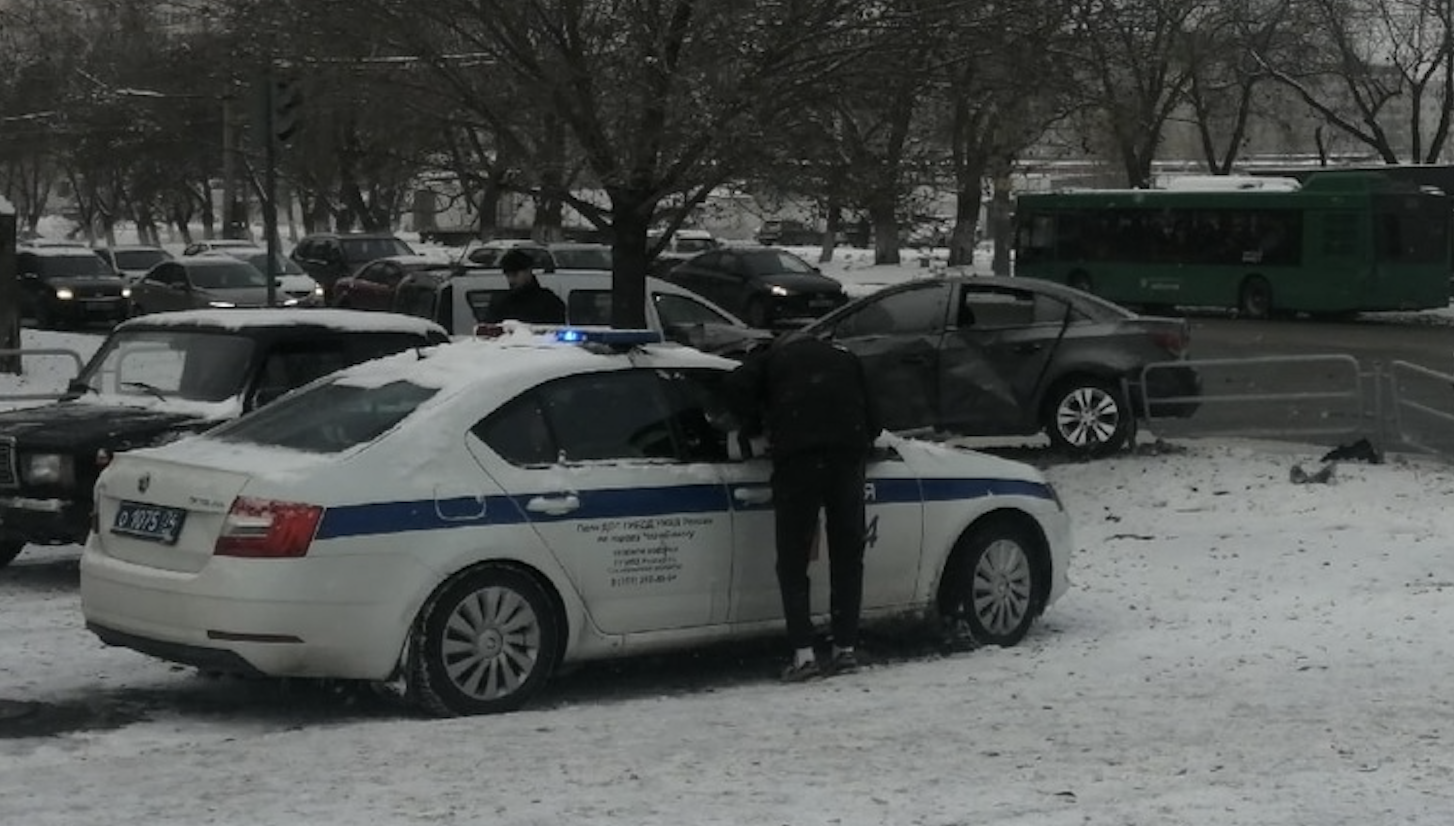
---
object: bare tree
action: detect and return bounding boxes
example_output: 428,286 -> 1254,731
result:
935,0 -> 1078,268
1253,0 -> 1454,164
327,0 -> 876,327
1067,0 -> 1210,187
1179,0 -> 1297,173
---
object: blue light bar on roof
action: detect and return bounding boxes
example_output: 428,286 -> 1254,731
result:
554,328 -> 663,346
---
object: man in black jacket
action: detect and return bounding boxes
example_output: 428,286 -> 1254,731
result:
484,248 -> 566,324
724,333 -> 882,682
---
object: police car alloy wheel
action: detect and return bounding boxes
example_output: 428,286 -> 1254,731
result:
1045,377 -> 1131,455
939,516 -> 1044,648
408,566 -> 561,717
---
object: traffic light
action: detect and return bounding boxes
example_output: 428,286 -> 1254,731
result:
270,76 -> 304,145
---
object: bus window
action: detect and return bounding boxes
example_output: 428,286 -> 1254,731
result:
1011,171 -> 1449,314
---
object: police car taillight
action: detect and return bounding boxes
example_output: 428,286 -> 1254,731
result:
213,497 -> 324,558
474,323 -> 507,338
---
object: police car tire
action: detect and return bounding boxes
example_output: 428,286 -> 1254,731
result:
0,540 -> 23,568
408,565 -> 560,717
939,516 -> 1044,648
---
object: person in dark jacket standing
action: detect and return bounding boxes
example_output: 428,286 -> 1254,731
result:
724,333 -> 882,681
484,248 -> 566,324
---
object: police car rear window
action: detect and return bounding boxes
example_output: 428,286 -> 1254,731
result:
210,379 -> 438,454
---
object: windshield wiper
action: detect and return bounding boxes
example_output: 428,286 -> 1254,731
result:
120,381 -> 169,401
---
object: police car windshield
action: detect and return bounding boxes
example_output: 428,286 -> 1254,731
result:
209,378 -> 439,454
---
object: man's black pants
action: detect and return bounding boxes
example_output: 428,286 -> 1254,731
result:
770,448 -> 867,651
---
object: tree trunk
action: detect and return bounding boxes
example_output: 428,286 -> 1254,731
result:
819,197 -> 840,264
989,165 -> 1013,276
868,196 -> 899,265
947,163 -> 985,268
609,189 -> 653,329
0,211 -> 18,375
477,180 -> 503,237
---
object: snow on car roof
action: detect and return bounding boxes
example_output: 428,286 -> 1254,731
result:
117,308 -> 447,336
331,326 -> 733,394
21,246 -> 110,259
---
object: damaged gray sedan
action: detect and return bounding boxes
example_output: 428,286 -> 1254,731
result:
799,275 -> 1200,455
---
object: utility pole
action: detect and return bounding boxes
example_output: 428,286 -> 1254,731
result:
256,67 -> 304,308
221,94 -> 240,240
0,195 -> 17,375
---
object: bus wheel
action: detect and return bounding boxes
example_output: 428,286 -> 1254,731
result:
1068,272 -> 1093,293
1238,277 -> 1273,319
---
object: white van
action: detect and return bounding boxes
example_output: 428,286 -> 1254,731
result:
392,269 -> 770,357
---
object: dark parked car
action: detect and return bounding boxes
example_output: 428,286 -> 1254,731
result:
665,247 -> 849,329
130,255 -> 279,314
290,232 -> 417,300
461,240 -> 555,271
16,247 -> 131,328
799,275 -> 1201,455
332,254 -> 442,311
0,309 -> 449,567
755,219 -> 820,246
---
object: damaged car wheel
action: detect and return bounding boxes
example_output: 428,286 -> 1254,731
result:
1044,377 -> 1132,456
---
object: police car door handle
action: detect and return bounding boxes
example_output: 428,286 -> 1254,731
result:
526,494 -> 580,515
733,487 -> 772,505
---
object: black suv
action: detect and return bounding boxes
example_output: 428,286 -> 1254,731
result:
0,309 -> 449,567
290,232 -> 417,301
17,247 -> 132,328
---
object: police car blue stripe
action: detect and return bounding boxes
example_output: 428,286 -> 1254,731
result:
316,496 -> 526,539
313,478 -> 1050,541
868,478 -> 924,504
512,484 -> 729,522
315,484 -> 730,539
919,478 -> 1055,502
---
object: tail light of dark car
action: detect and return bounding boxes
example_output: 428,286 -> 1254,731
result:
1149,323 -> 1190,357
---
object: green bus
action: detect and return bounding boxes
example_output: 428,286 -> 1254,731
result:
1012,171 -> 1452,318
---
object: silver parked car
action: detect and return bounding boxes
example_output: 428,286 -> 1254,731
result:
131,255 -> 287,314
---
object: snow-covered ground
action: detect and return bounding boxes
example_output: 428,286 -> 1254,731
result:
3,256 -> 1454,825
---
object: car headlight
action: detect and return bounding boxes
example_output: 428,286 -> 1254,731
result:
770,285 -> 791,297
121,287 -> 132,298
55,288 -> 74,300
208,300 -> 237,308
313,286 -> 325,297
22,453 -> 75,487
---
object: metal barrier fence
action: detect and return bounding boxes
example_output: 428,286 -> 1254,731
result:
0,348 -> 85,402
1141,354 -> 1454,463
1384,360 -> 1454,460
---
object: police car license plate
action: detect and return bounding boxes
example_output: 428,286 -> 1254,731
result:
112,501 -> 187,544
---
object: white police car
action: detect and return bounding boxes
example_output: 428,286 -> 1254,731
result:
80,327 -> 1073,716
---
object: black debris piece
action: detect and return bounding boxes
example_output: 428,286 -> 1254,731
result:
1320,438 -> 1382,464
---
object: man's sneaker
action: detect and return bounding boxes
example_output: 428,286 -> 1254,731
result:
828,649 -> 860,675
780,658 -> 822,683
